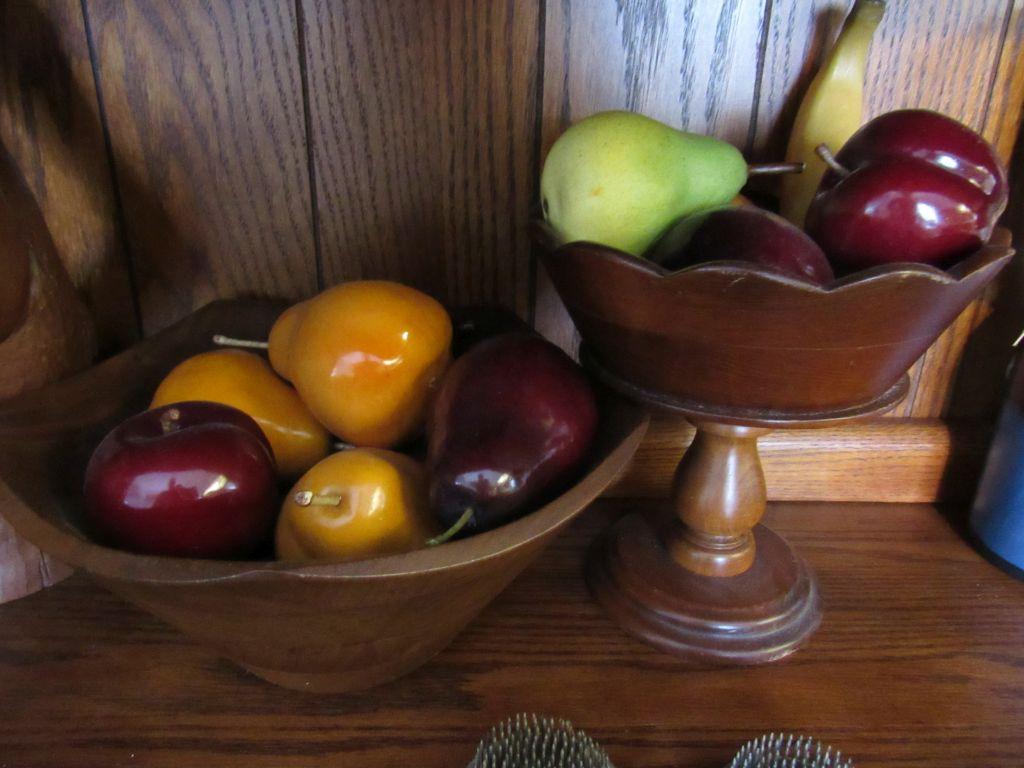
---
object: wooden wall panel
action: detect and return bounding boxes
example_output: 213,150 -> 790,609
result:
536,0 -> 770,351
749,0 -> 846,158
864,0 -> 1009,131
541,0 -> 767,152
983,0 -> 1024,161
755,0 -> 1012,158
0,0 -> 136,351
84,0 -> 317,335
300,0 -> 538,315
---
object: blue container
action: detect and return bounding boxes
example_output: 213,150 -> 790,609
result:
971,353 -> 1024,577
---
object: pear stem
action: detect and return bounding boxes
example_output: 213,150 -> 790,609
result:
815,144 -> 851,178
293,491 -> 344,507
212,334 -> 269,350
746,161 -> 805,176
426,508 -> 475,547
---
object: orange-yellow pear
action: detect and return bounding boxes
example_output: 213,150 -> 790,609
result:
286,281 -> 452,448
151,349 -> 330,476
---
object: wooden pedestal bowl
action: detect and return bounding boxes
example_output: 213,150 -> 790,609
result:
537,222 -> 1014,664
0,299 -> 648,693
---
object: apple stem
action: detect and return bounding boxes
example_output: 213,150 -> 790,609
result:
293,490 -> 344,507
426,507 -> 475,547
815,144 -> 851,178
159,407 -> 180,435
212,334 -> 269,350
746,161 -> 805,176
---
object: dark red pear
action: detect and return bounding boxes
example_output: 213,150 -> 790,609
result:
647,206 -> 835,285
426,333 -> 598,539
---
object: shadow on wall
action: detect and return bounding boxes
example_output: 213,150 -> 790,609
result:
0,0 -> 182,352
950,122 -> 1024,421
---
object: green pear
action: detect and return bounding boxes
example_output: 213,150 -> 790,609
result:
540,111 -> 748,256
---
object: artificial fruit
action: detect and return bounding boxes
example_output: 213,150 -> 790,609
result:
215,282 -> 454,449
780,0 -> 885,226
540,111 -> 750,256
275,448 -> 439,562
83,402 -> 278,559
806,109 -> 1007,270
427,333 -> 599,540
150,349 -> 330,476
648,205 -> 835,285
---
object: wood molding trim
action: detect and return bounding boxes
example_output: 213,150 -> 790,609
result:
608,416 -> 992,504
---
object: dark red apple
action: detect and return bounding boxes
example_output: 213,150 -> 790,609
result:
819,109 -> 1007,212
808,157 -> 992,270
83,401 -> 278,558
427,333 -> 598,538
807,109 -> 1008,271
647,206 -> 835,285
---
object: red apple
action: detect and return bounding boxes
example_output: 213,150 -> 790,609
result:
808,158 -> 992,270
83,401 -> 278,558
807,109 -> 1007,271
647,206 -> 835,285
819,109 -> 1007,212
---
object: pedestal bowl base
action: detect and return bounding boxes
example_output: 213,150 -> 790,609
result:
587,510 -> 821,664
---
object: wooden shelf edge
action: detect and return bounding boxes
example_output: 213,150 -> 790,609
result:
607,416 -> 992,504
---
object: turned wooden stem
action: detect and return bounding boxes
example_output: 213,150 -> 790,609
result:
664,421 -> 770,577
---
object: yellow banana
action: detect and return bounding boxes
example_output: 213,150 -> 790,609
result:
780,0 -> 885,227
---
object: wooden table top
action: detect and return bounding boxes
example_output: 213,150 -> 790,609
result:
2,501 -> 1023,768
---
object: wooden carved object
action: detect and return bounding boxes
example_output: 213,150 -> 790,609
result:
538,222 -> 1013,663
0,145 -> 96,604
0,299 -> 648,692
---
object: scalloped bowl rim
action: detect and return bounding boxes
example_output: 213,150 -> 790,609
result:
538,222 -> 1014,294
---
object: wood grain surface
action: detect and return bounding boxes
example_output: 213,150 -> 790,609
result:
755,0 -> 1013,157
953,0 -> 1024,417
0,0 -> 137,351
2,1 -> 1019,421
301,0 -> 539,316
0,1 -> 1020,515
541,0 -> 767,151
0,514 -> 70,607
1,501 -> 1023,768
864,0 -> 1015,421
84,0 -> 317,334
536,0 -> 770,352
759,0 -> 1019,420
611,415 -> 990,503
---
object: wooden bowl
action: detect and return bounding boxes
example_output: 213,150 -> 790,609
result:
0,299 -> 647,693
536,223 -> 1014,420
